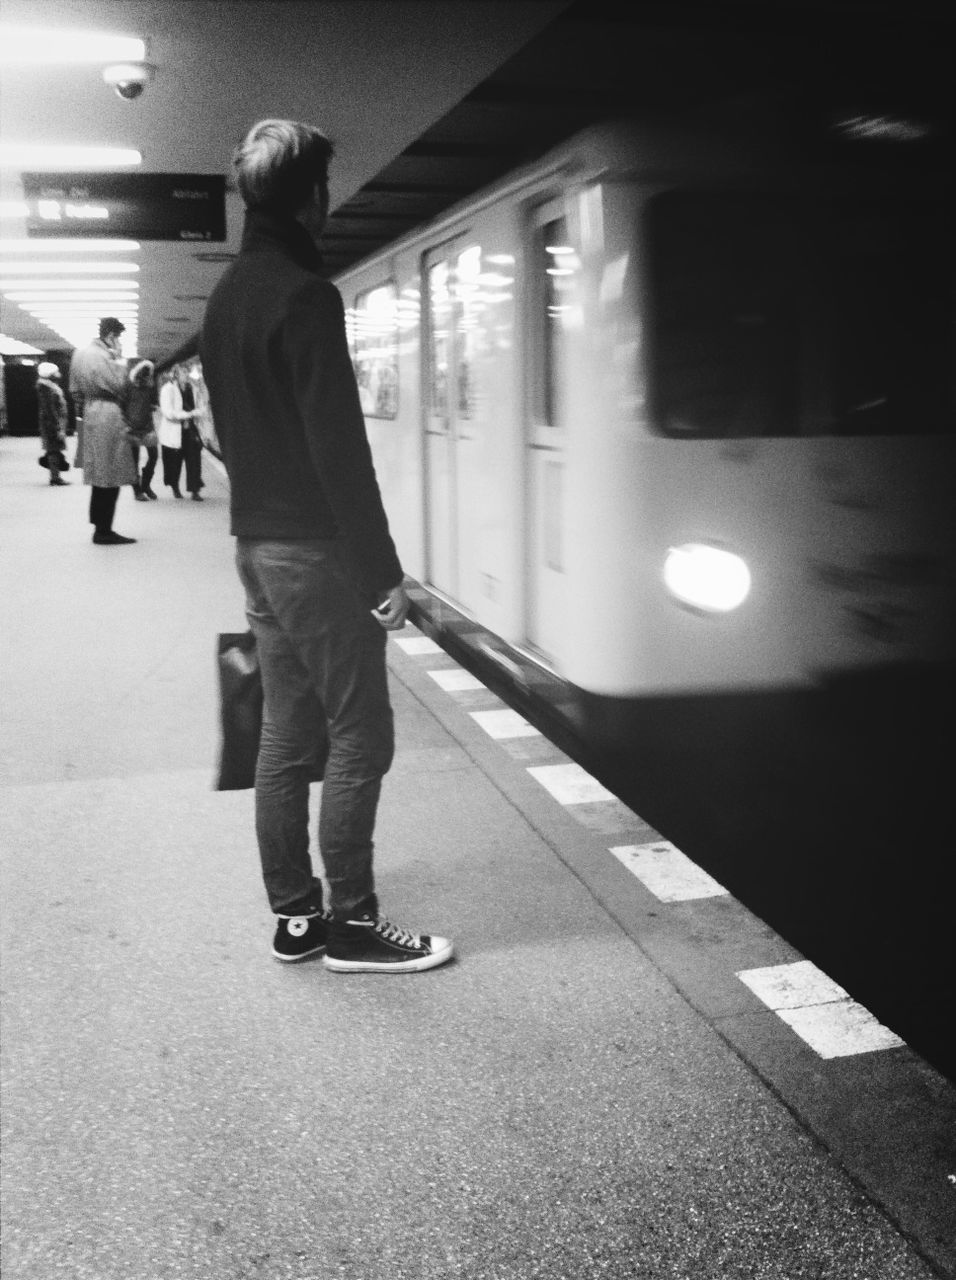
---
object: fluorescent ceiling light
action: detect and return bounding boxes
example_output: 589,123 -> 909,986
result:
27,306 -> 139,315
0,145 -> 142,169
25,296 -> 139,306
0,278 -> 139,291
0,333 -> 43,354
0,239 -> 140,253
5,291 -> 139,302
27,299 -> 138,309
0,28 -> 146,65
0,262 -> 139,274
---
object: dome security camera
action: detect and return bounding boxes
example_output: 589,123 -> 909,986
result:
102,62 -> 155,100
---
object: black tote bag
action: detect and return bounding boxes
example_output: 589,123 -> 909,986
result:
215,631 -> 263,790
215,631 -> 329,790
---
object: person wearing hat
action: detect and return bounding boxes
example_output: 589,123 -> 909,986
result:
36,361 -> 70,486
126,358 -> 159,500
68,317 -> 138,544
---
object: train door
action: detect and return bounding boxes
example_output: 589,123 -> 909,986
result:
422,239 -> 481,607
525,199 -> 573,661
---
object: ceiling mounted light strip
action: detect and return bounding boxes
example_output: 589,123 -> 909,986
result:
0,239 -> 140,253
0,27 -> 146,65
0,145 -> 142,169
0,262 -> 139,275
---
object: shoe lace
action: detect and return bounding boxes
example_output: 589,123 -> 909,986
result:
375,918 -> 420,948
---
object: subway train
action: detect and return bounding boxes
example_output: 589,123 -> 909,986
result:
192,104 -> 954,846
188,102 -> 954,1072
337,107 -> 952,721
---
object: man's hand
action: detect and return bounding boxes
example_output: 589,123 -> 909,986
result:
371,581 -> 409,631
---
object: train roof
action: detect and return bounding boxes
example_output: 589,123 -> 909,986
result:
333,102 -> 947,284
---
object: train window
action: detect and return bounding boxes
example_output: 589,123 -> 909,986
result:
647,191 -> 953,438
454,245 -> 482,421
534,215 -> 576,428
647,193 -> 799,439
427,259 -> 452,427
350,282 -> 398,419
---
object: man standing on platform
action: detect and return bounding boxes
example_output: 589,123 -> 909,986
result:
201,118 -> 452,973
69,317 -> 137,545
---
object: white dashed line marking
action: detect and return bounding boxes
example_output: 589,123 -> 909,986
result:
609,841 -> 729,902
737,961 -> 905,1058
776,1003 -> 906,1058
527,762 -> 617,805
395,636 -> 443,655
427,668 -> 487,693
412,635 -> 904,1063
470,709 -> 541,740
738,960 -> 847,1008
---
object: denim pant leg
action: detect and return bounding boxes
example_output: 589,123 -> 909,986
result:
235,539 -> 393,919
250,616 -> 324,915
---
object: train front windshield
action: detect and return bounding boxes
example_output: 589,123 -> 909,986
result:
646,186 -> 952,440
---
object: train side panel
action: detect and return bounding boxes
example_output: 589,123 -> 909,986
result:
339,178 -> 563,652
335,118 -> 954,701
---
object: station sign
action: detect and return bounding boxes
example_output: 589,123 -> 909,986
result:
21,173 -> 226,241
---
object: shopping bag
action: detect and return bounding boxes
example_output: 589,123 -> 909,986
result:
215,631 -> 329,791
215,631 -> 262,790
38,451 -> 69,471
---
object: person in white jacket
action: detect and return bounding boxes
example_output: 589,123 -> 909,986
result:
158,365 -> 202,498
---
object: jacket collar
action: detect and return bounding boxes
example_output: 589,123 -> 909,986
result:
240,206 -> 324,273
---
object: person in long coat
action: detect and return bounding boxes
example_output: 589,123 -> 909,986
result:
36,361 -> 70,486
69,317 -> 138,545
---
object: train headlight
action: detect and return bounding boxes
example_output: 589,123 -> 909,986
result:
663,543 -> 751,613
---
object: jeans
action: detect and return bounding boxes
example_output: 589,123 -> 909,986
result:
235,538 -> 394,919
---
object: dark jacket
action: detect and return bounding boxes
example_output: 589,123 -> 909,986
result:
125,374 -> 156,439
200,208 -> 402,597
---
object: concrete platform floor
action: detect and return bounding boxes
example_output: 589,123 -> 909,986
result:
1,435 -> 953,1280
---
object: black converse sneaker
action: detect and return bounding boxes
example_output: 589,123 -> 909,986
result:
324,906 -> 453,974
272,908 -> 333,963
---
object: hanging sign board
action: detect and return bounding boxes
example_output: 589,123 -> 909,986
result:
21,173 -> 226,241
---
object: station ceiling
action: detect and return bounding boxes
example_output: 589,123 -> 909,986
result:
1,0 -> 951,364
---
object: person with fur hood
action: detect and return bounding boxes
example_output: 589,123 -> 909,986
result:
126,358 -> 159,501
36,361 -> 70,486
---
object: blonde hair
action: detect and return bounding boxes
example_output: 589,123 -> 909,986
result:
233,119 -> 333,213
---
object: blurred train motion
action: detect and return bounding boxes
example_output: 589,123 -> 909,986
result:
333,109 -> 952,713
192,101 -> 953,813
